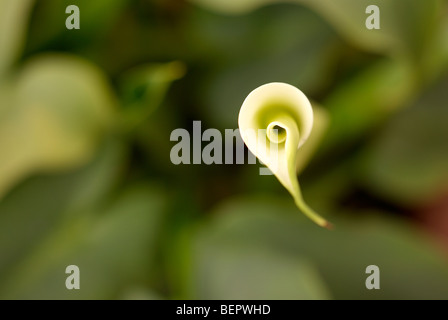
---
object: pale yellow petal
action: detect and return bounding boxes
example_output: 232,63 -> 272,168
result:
238,83 -> 331,228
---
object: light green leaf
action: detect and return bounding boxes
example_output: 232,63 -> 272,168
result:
0,0 -> 34,79
189,0 -> 277,14
0,54 -> 116,199
426,7 -> 448,80
239,82 -> 330,227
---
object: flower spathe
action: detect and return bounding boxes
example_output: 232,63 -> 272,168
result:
239,82 -> 331,228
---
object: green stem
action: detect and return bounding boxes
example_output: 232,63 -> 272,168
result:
294,197 -> 332,229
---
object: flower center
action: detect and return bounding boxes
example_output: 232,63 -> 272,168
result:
267,122 -> 287,144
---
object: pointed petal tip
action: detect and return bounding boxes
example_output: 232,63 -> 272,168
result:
323,221 -> 334,230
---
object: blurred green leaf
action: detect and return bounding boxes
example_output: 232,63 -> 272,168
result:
26,0 -> 128,53
0,141 -> 126,285
0,0 -> 34,79
189,0 -> 444,67
304,0 -> 443,64
196,4 -> 340,129
119,61 -> 186,132
189,0 -> 273,14
182,196 -> 448,299
0,54 -> 116,199
119,287 -> 163,300
296,105 -> 329,174
318,58 -> 416,156
0,184 -> 166,299
186,241 -> 331,299
358,73 -> 448,207
427,6 -> 448,80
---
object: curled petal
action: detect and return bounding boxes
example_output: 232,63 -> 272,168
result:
239,82 -> 331,228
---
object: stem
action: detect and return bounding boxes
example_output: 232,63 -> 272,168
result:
294,197 -> 333,229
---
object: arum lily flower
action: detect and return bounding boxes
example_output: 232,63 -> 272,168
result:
239,82 -> 331,228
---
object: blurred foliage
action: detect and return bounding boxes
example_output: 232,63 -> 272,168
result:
0,55 -> 116,198
0,0 -> 33,79
359,74 -> 448,207
178,197 -> 448,299
0,0 -> 448,300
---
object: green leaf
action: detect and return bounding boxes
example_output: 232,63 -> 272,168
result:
0,54 -> 116,199
119,61 -> 186,132
358,73 -> 448,206
0,184 -> 166,299
187,242 -> 331,299
0,0 -> 34,79
318,58 -> 416,155
0,141 -> 126,284
187,196 -> 448,299
189,0 -> 273,14
189,0 -> 444,64
196,4 -> 340,129
26,0 -> 128,53
119,287 -> 164,300
303,0 -> 443,63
